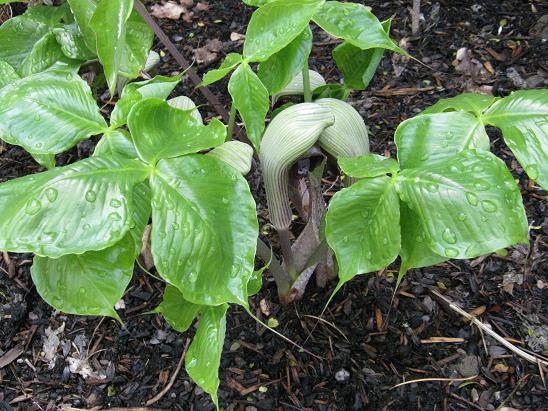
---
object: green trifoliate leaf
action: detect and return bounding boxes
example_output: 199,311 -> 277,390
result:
228,62 -> 270,150
313,2 -> 404,55
168,96 -> 203,124
399,202 -> 447,274
483,89 -> 548,189
316,98 -> 369,158
150,155 -> 258,306
421,93 -> 497,116
111,74 -> 183,127
185,304 -> 228,409
128,99 -> 226,165
154,285 -> 201,332
0,156 -> 149,257
31,233 -> 135,320
260,103 -> 334,229
258,26 -> 313,95
94,129 -> 139,160
66,0 -> 98,51
53,24 -> 96,61
201,52 -> 243,86
332,19 -> 392,90
396,150 -> 529,259
326,176 -> 401,289
272,69 -> 326,104
243,0 -> 324,62
0,60 -> 20,89
90,0 -> 153,95
19,32 -> 77,77
395,111 -> 490,170
207,141 -> 254,175
339,154 -> 399,178
0,70 -> 108,155
312,83 -> 348,100
0,15 -> 51,70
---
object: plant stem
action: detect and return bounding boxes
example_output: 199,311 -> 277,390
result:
342,87 -> 351,101
227,104 -> 237,139
278,228 -> 298,282
302,63 -> 312,103
256,238 -> 291,296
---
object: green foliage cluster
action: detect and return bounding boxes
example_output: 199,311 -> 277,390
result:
0,0 -> 546,407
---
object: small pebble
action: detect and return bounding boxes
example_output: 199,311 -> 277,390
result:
335,369 -> 350,383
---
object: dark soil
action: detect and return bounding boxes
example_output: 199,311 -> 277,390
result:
1,1 -> 547,410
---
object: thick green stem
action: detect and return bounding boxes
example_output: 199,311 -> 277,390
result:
279,228 -> 298,282
227,104 -> 237,139
302,64 -> 312,103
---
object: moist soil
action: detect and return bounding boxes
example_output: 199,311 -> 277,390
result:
1,1 -> 547,410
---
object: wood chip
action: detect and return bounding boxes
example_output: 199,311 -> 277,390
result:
0,344 -> 24,369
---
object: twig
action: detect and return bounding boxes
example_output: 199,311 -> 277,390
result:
391,375 -> 477,389
146,338 -> 191,406
133,1 -> 229,123
431,290 -> 548,367
411,0 -> 421,35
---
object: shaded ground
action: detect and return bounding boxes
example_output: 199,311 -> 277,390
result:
1,0 -> 547,410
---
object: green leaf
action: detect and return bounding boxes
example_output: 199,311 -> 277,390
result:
395,111 -> 490,170
258,26 -> 313,95
332,19 -> 392,90
396,150 -> 529,259
168,96 -> 203,124
242,0 -> 276,6
326,176 -> 400,287
185,304 -> 228,408
483,90 -> 548,189
312,83 -> 347,100
31,233 -> 136,320
313,2 -> 404,54
206,141 -> 254,175
421,93 -> 497,116
0,70 -> 108,155
154,285 -> 201,332
228,63 -> 269,149
0,156 -> 149,257
90,0 -> 153,94
399,202 -> 447,273
201,53 -> 242,86
53,24 -> 96,61
273,69 -> 326,103
0,60 -> 20,89
150,155 -> 258,306
31,153 -> 56,170
23,4 -> 71,26
111,74 -> 183,128
19,32 -> 76,77
339,154 -> 399,178
0,15 -> 51,70
66,0 -> 98,51
128,99 -> 226,165
243,0 -> 324,62
129,182 -> 152,253
94,129 -> 139,160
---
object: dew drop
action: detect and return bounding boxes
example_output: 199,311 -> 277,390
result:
172,222 -> 180,230
109,212 -> 122,221
188,271 -> 198,283
525,164 -> 539,180
52,296 -> 63,306
343,236 -> 349,243
110,199 -> 122,208
442,228 -> 457,244
426,184 -> 439,193
222,197 -> 229,204
480,200 -> 497,213
159,231 -> 167,239
25,198 -> 42,215
382,237 -> 388,245
419,153 -> 429,161
444,248 -> 459,258
85,190 -> 97,202
466,192 -> 478,206
361,210 -> 369,219
79,287 -> 86,294
472,165 -> 483,172
457,212 -> 466,221
474,181 -> 490,191
45,187 -> 58,202
169,248 -> 176,255
83,224 -> 91,230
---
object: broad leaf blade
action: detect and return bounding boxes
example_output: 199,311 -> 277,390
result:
185,304 -> 228,408
0,60 -> 20,89
0,156 -> 149,257
421,93 -> 497,116
19,32 -> 76,77
206,141 -> 254,175
326,176 -> 400,287
201,52 -> 242,86
228,63 -> 269,149
397,150 -> 529,259
128,99 -> 226,164
395,111 -> 490,170
151,155 -> 258,306
258,26 -> 313,95
94,129 -> 139,160
154,285 -> 201,332
0,70 -> 108,155
243,0 -> 323,62
339,154 -> 399,178
483,90 -> 548,189
313,2 -> 404,54
66,0 -> 98,51
53,24 -> 96,61
32,233 -> 135,320
0,15 -> 50,70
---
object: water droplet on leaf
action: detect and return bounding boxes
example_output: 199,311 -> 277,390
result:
85,190 -> 97,202
466,192 -> 478,206
442,228 -> 457,244
25,199 -> 41,215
